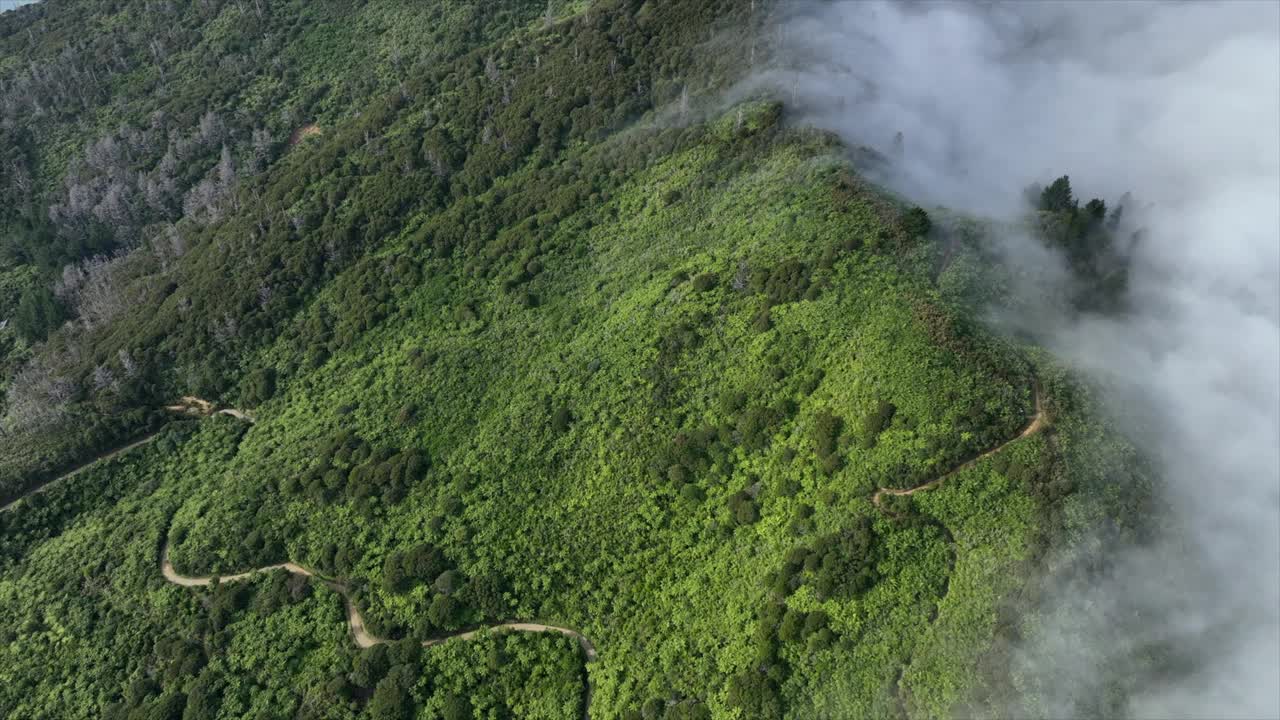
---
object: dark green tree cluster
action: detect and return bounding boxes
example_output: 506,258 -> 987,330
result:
992,450 -> 1069,507
748,258 -> 818,305
649,309 -> 713,405
1027,175 -> 1136,312
787,519 -> 881,600
382,544 -> 450,595
652,425 -> 732,492
727,487 -> 761,526
735,232 -> 870,337
735,400 -> 795,451
726,521 -> 883,717
811,408 -> 844,474
284,431 -> 429,506
239,367 -> 276,407
900,207 -> 932,239
13,284 -> 66,342
859,400 -> 897,449
251,568 -> 314,616
650,385 -> 803,514
378,543 -> 513,639
622,695 -> 713,720
772,604 -> 833,650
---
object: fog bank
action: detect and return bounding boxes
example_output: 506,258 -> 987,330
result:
753,2 -> 1280,717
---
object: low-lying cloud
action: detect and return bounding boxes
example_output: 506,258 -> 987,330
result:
749,2 -> 1279,717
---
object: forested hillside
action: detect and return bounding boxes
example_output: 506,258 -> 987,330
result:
0,1 -> 1152,718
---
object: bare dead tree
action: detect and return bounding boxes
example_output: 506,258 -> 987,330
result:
9,158 -> 31,196
211,313 -> 239,346
198,110 -> 224,146
91,364 -> 118,393
118,349 -> 138,378
424,149 -> 448,179
152,223 -> 188,272
69,254 -> 130,328
216,144 -> 238,211
4,355 -> 78,430
92,179 -> 136,237
182,177 -> 221,223
249,128 -> 274,174
85,134 -> 122,173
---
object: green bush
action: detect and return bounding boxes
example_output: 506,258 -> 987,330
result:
901,206 -> 932,238
691,272 -> 717,292
859,400 -> 896,449
812,409 -> 843,473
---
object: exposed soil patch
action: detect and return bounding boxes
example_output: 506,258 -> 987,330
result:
288,123 -> 322,146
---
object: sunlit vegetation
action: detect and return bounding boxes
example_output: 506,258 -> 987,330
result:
0,0 -> 1156,718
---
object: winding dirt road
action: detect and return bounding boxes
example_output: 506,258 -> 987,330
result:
163,396 -> 255,423
156,401 -> 595,660
5,388 -> 1046,719
3,397 -> 596,714
162,541 -> 597,718
2,398 -> 253,514
0,394 -> 254,512
158,386 -> 1042,719
159,544 -> 597,658
0,433 -> 162,513
873,385 -> 1046,511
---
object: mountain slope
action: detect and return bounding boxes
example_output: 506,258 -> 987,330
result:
0,2 -> 1151,719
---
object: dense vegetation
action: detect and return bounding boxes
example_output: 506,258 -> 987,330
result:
0,418 -> 587,719
0,1 -> 1154,718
